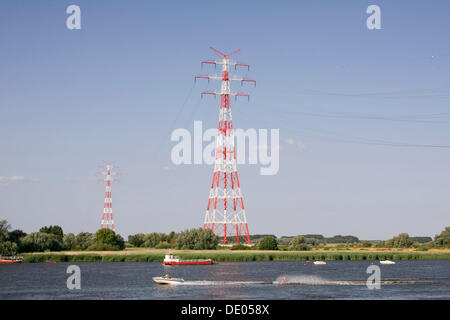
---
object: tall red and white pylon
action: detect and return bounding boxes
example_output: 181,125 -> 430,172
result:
195,47 -> 256,245
99,162 -> 118,231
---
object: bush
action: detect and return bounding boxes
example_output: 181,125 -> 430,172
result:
75,232 -> 96,250
434,227 -> 450,247
93,229 -> 125,251
385,233 -> 413,248
128,233 -> 146,247
289,236 -> 310,251
39,225 -> 64,242
0,220 -> 11,242
144,233 -> 169,248
8,229 -> 27,245
326,235 -> 360,244
20,232 -> 62,252
175,228 -> 218,250
62,233 -> 77,250
259,236 -> 278,250
0,241 -> 18,256
155,241 -> 171,249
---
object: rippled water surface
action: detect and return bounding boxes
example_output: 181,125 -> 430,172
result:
1,260 -> 449,299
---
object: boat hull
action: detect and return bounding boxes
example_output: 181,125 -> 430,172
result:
380,260 -> 396,265
0,259 -> 23,264
163,260 -> 213,266
153,277 -> 185,285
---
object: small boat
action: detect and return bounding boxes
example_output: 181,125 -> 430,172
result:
380,260 -> 396,265
45,260 -> 56,264
153,276 -> 185,285
313,261 -> 326,265
163,252 -> 213,266
0,256 -> 23,264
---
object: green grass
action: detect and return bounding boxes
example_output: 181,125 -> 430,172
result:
21,250 -> 450,263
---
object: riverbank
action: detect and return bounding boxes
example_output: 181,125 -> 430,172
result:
20,248 -> 450,263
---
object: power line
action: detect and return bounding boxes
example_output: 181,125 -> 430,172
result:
272,108 -> 450,124
293,86 -> 450,99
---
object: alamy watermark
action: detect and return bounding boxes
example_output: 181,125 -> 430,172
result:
366,5 -> 381,30
66,5 -> 81,30
66,265 -> 81,290
170,121 -> 279,176
366,265 -> 381,290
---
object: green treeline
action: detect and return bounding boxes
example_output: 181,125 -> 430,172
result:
254,229 -> 450,252
1,218 -> 449,257
0,222 -> 126,255
127,229 -> 218,250
0,220 -> 218,256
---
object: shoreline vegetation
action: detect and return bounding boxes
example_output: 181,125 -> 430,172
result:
2,220 -> 450,262
22,248 -> 450,263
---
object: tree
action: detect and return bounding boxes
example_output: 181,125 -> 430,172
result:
95,229 -> 117,246
175,228 -> 218,250
434,227 -> 450,247
411,237 -> 433,244
385,233 -> 413,248
175,229 -> 196,249
289,235 -> 309,251
259,236 -> 278,250
0,220 -> 11,242
8,229 -> 27,244
115,234 -> 125,250
197,229 -> 219,250
0,241 -> 18,256
396,233 -> 413,247
63,233 -> 77,250
167,231 -> 177,245
326,235 -> 360,244
128,233 -> 146,247
39,225 -> 64,242
20,232 -> 62,252
303,234 -> 324,240
75,232 -> 96,250
90,229 -> 125,251
143,232 -> 165,248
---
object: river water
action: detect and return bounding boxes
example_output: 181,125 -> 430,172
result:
0,260 -> 449,299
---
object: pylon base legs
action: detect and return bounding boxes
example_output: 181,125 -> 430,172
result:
204,222 -> 251,245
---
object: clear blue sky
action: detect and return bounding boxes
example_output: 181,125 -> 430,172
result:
1,0 -> 449,239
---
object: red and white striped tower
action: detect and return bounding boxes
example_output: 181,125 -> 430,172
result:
99,162 -> 118,231
195,47 -> 256,245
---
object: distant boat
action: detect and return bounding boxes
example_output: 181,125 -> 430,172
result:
380,260 -> 396,265
0,256 -> 23,264
153,276 -> 185,285
162,252 -> 213,266
313,261 -> 326,265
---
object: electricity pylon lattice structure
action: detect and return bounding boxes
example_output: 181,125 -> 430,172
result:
195,47 -> 255,245
98,162 -> 119,231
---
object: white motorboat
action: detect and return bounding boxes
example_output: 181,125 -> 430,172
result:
153,276 -> 185,285
380,260 -> 396,265
313,261 -> 326,265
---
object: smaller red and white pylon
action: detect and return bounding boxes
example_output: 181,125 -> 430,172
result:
98,162 -> 119,231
